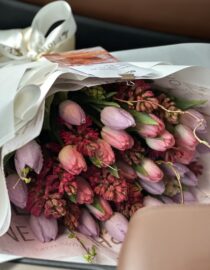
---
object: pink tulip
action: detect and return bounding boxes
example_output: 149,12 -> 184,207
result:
116,160 -> 137,180
86,197 -> 113,221
180,109 -> 207,133
101,106 -> 135,130
175,124 -> 198,150
136,158 -> 164,182
136,114 -> 165,138
6,174 -> 28,209
101,126 -> 134,151
15,140 -> 43,177
76,177 -> 94,204
58,145 -> 87,175
165,147 -> 195,165
30,214 -> 58,242
59,100 -> 86,125
145,130 -> 175,151
143,196 -> 163,207
103,212 -> 128,242
78,209 -> 99,237
94,139 -> 115,167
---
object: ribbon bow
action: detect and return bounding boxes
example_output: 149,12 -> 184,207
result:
0,1 -> 76,61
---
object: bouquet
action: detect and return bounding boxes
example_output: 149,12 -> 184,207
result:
4,77 -> 209,262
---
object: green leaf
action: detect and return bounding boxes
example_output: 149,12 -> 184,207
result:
106,91 -> 117,99
69,194 -> 77,203
68,232 -> 76,239
43,95 -> 54,130
129,110 -> 158,125
108,164 -> 120,178
133,164 -> 148,177
175,98 -> 207,110
93,197 -> 104,213
90,156 -> 102,168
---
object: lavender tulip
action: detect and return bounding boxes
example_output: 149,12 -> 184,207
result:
101,106 -> 135,130
78,209 -> 99,237
139,179 -> 165,195
103,212 -> 128,242
59,100 -> 86,125
161,162 -> 198,187
173,191 -> 197,204
6,174 -> 28,209
180,109 -> 207,133
15,140 -> 43,179
160,196 -> 175,204
143,196 -> 163,207
30,214 -> 58,242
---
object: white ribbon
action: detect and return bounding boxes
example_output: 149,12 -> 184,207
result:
0,0 -> 76,61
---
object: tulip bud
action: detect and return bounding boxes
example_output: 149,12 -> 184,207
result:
161,162 -> 198,187
15,140 -> 43,179
173,191 -> 197,204
101,106 -> 135,130
160,196 -> 175,204
136,158 -> 164,182
76,177 -> 94,204
143,196 -> 163,207
101,126 -> 134,151
139,179 -> 165,195
103,212 -> 128,242
58,145 -> 87,175
86,197 -> 113,221
94,139 -> 115,167
30,214 -> 58,242
59,100 -> 86,125
77,209 -> 99,237
117,160 -> 137,181
180,109 -> 207,133
175,124 -> 198,150
6,174 -> 28,209
145,130 -> 175,151
136,114 -> 165,138
166,147 -> 195,165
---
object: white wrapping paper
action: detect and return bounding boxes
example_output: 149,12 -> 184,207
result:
1,41 -> 210,264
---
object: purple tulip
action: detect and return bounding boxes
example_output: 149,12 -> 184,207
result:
160,196 -> 175,204
15,140 -> 43,178
30,214 -> 58,242
103,212 -> 128,242
180,109 -> 207,133
6,174 -> 28,209
101,106 -> 135,130
59,100 -> 86,125
139,179 -> 165,195
143,196 -> 163,207
173,191 -> 197,204
77,209 -> 99,237
161,163 -> 198,187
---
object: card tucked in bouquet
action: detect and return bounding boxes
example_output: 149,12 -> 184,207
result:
1,40 -> 210,266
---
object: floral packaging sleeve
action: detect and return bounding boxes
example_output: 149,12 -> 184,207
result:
1,48 -> 210,265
